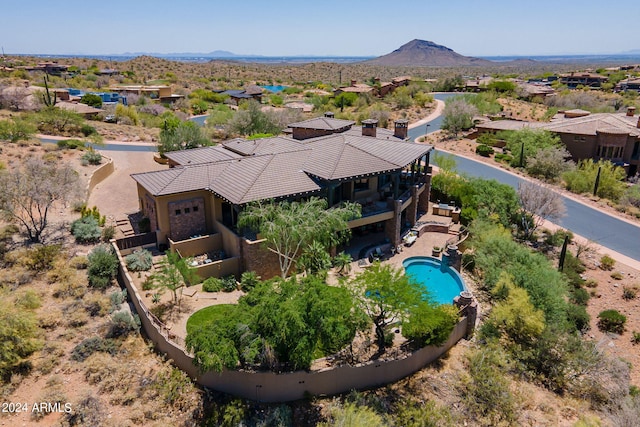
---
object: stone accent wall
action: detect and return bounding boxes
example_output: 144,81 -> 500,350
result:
384,200 -> 403,247
241,238 -> 283,280
144,194 -> 158,233
168,197 -> 206,241
418,173 -> 432,214
407,186 -> 419,226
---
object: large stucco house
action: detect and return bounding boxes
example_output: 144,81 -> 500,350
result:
131,115 -> 432,279
476,108 -> 640,176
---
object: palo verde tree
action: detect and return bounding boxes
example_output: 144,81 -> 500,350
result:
158,120 -> 210,155
348,263 -> 425,351
441,98 -> 478,138
0,158 -> 81,243
237,197 -> 361,278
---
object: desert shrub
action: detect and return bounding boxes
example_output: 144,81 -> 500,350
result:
81,150 -> 102,166
153,366 -> 196,410
201,276 -> 222,292
394,400 -> 454,427
56,139 -> 85,150
632,332 -> 640,345
125,249 -> 153,272
475,144 -> 494,157
598,309 -> 626,334
402,304 -> 459,347
562,159 -> 626,201
0,224 -> 20,240
71,337 -> 118,362
623,286 -> 638,300
87,245 -> 118,289
463,344 -> 517,425
319,403 -> 384,427
544,229 -> 574,247
107,312 -> 140,338
83,293 -> 110,317
600,254 -> 616,271
15,289 -> 42,309
79,205 -> 106,226
569,287 -> 590,306
71,216 -> 101,243
62,394 -> 106,427
69,255 -> 88,269
101,225 -> 115,241
526,146 -> 573,181
24,244 -> 62,271
611,271 -> 623,280
566,303 -> 591,333
109,289 -> 127,312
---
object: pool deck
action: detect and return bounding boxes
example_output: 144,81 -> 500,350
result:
351,212 -> 462,275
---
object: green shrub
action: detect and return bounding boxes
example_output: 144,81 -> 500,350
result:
0,224 -> 20,240
475,144 -> 494,157
569,287 -> 590,306
71,337 -> 117,362
138,217 -> 151,233
109,289 -> 127,312
566,303 -> 591,332
80,123 -> 97,136
107,312 -> 140,338
71,216 -> 101,243
632,332 -> 640,345
239,271 -> 260,292
221,275 -> 237,292
87,245 -> 118,289
57,139 -> 86,150
124,249 -> 153,272
81,150 -> 102,166
597,309 -> 626,334
202,277 -> 222,292
600,255 -> 615,271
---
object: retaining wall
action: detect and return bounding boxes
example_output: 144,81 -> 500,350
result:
113,242 -> 467,402
86,155 -> 114,198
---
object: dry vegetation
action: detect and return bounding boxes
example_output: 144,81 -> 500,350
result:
2,55 -> 640,426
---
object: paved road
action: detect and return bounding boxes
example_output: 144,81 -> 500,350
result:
410,94 -> 640,261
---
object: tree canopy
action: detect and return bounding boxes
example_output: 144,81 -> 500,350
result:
0,158 -> 81,242
237,197 -> 361,278
186,275 -> 366,372
158,120 -> 210,155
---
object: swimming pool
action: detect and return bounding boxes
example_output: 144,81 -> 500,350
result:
403,256 -> 466,305
260,85 -> 288,93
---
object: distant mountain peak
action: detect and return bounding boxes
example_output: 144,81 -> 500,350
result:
365,39 -> 491,67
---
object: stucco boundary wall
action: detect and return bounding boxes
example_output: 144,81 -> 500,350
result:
113,242 -> 467,402
86,154 -> 114,199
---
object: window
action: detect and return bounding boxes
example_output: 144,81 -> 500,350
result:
184,207 -> 190,214
354,178 -> 369,192
175,209 -> 181,215
193,206 -> 199,212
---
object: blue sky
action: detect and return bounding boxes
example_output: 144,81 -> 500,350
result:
2,0 -> 639,57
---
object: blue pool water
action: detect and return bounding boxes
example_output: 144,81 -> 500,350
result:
403,257 -> 466,305
260,85 -> 288,93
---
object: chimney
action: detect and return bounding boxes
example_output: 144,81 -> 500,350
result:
627,106 -> 636,117
362,119 -> 378,137
350,79 -> 357,86
394,119 -> 409,140
324,111 -> 335,118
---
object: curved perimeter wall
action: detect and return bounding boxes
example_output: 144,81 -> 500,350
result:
113,242 -> 467,402
86,155 -> 115,198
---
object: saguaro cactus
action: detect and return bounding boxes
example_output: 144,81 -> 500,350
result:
42,75 -> 57,107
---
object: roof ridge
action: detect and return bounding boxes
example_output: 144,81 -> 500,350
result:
236,154 -> 275,202
344,134 -> 405,168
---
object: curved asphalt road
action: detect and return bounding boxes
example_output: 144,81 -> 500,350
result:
411,94 -> 640,261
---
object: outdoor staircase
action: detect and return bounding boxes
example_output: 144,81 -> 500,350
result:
115,218 -> 135,237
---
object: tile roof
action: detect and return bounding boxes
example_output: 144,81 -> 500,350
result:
477,113 -> 640,137
164,145 -> 241,165
288,116 -> 355,130
133,121 -> 432,204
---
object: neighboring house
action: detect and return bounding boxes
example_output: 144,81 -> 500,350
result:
55,101 -> 104,118
558,72 -> 608,88
221,85 -> 263,105
108,85 -> 183,103
517,82 -> 555,100
476,108 -> 640,176
334,76 -> 413,97
464,76 -> 493,92
131,116 -> 432,279
616,77 -> 640,93
22,61 -> 69,76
